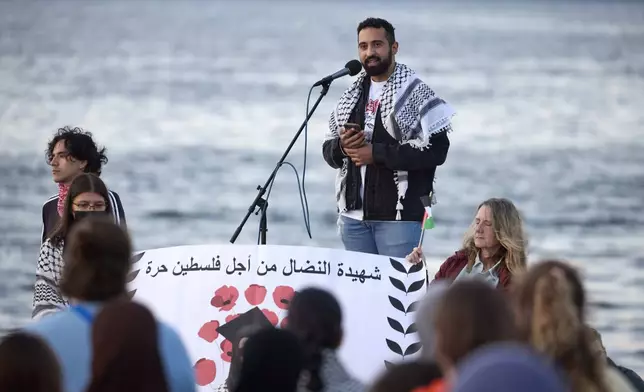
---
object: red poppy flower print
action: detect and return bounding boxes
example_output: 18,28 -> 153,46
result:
273,285 -> 295,310
245,284 -> 267,306
262,309 -> 279,326
280,317 -> 289,329
197,320 -> 220,343
194,358 -> 216,386
211,285 -> 239,311
220,339 -> 233,362
225,314 -> 240,323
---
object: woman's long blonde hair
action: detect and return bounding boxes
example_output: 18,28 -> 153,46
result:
513,261 -> 608,392
462,198 -> 527,274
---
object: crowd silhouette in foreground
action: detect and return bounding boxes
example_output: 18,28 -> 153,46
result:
1,125 -> 642,392
1,188 -> 643,391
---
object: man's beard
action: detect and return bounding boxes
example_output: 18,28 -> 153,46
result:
363,51 -> 393,77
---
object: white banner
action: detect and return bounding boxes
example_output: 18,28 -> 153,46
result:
127,245 -> 427,390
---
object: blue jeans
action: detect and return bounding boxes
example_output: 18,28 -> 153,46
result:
339,215 -> 422,258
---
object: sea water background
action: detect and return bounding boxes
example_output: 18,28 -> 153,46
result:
0,0 -> 643,372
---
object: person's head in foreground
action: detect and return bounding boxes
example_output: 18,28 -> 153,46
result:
287,287 -> 349,391
46,126 -> 108,184
415,280 -> 450,361
512,260 -> 609,392
234,328 -> 304,392
0,331 -> 62,392
48,173 -> 112,245
224,319 -> 273,392
433,280 -> 517,379
451,343 -> 568,392
369,361 -> 443,392
86,300 -> 168,392
585,326 -> 641,392
60,215 -> 132,303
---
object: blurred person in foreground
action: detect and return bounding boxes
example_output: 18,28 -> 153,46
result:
234,328 -> 304,392
287,287 -> 364,392
415,280 -> 450,362
450,343 -> 568,392
322,17 -> 455,258
370,361 -> 443,392
214,312 -> 274,392
588,327 -> 644,392
408,198 -> 527,290
42,126 -> 125,243
431,280 -> 518,389
403,281 -> 450,392
0,331 -> 62,392
25,216 -> 195,392
33,173 -> 114,320
86,300 -> 169,392
513,260 -> 636,392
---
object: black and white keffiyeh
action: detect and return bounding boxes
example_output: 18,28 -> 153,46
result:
298,349 -> 364,392
325,63 -> 455,219
32,238 -> 68,320
317,350 -> 364,392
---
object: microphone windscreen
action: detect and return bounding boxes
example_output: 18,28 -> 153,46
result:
345,59 -> 363,76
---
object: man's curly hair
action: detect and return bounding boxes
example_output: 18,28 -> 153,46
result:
46,126 -> 108,176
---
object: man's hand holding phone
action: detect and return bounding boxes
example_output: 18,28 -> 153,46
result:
340,123 -> 365,150
341,123 -> 373,166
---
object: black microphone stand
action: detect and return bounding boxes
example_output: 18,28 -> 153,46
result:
230,80 -> 332,245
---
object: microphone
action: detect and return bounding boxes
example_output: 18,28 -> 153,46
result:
312,60 -> 362,87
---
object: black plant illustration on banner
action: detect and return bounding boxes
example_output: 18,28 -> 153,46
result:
126,251 -> 146,299
384,258 -> 425,368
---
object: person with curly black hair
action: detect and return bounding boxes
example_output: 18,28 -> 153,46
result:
41,126 -> 125,243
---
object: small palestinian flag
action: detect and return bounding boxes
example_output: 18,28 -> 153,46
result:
420,194 -> 435,230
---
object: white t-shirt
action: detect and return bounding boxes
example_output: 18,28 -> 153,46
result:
343,79 -> 386,221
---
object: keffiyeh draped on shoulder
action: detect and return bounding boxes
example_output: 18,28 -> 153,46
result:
325,63 -> 455,219
298,349 -> 364,392
33,238 -> 68,320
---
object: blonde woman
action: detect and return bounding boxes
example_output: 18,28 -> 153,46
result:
513,260 -> 635,392
408,198 -> 527,290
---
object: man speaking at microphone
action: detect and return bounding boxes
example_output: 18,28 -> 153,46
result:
322,17 -> 456,258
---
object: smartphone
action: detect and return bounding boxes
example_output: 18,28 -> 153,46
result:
344,123 -> 362,133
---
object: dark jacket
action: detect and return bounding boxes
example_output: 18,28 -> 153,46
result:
431,249 -> 513,290
322,77 -> 450,222
608,358 -> 644,392
41,189 -> 126,243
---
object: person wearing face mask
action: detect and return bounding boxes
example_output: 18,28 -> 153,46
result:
322,18 -> 455,258
42,126 -> 126,244
408,198 -> 527,290
25,217 -> 196,392
32,173 -> 113,320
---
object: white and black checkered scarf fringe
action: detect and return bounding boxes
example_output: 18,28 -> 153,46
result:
325,63 -> 455,219
33,238 -> 68,320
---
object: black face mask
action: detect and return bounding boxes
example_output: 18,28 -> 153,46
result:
73,210 -> 108,222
